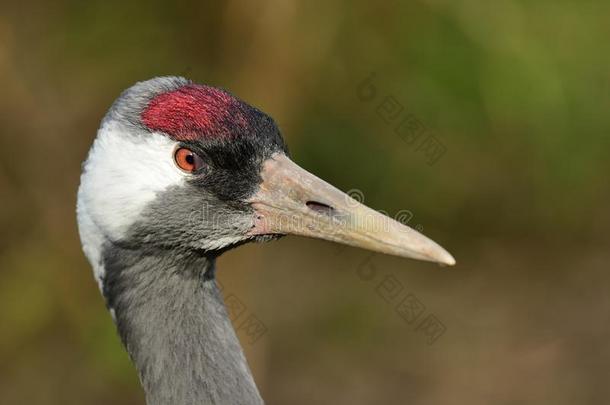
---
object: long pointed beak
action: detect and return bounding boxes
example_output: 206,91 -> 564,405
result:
247,154 -> 455,266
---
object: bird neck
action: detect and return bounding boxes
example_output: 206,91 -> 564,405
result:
102,245 -> 263,405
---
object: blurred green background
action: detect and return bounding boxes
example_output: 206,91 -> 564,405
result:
1,1 -> 609,404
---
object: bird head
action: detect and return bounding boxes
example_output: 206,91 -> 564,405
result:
77,77 -> 454,287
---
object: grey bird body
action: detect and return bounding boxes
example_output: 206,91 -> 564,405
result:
103,245 -> 262,405
77,77 -> 454,405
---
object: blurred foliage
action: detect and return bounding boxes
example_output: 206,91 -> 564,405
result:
1,0 -> 609,404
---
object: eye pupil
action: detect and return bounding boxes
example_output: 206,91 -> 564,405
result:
185,154 -> 194,165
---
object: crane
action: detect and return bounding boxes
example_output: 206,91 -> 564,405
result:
76,76 -> 455,405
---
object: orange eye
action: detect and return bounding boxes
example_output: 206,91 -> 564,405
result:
174,147 -> 204,173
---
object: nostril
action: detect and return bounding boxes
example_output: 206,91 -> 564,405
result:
306,200 -> 335,216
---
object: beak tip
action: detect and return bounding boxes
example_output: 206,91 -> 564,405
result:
438,252 -> 456,267
442,256 -> 456,267
425,246 -> 455,267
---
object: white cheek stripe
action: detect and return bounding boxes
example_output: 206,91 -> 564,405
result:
76,122 -> 186,290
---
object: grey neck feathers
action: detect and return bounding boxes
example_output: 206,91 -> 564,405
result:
102,245 -> 263,405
